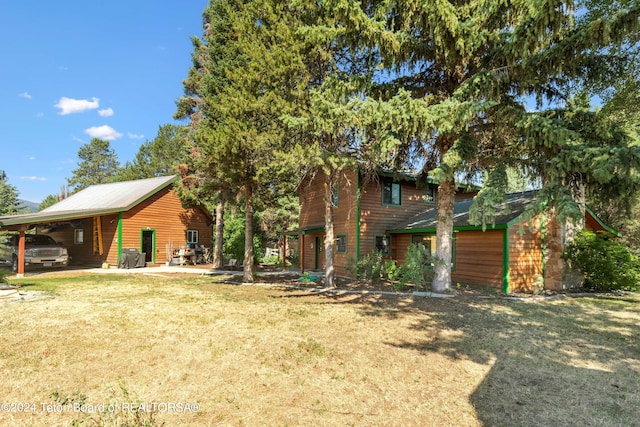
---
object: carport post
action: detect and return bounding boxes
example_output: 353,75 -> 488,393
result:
17,228 -> 25,278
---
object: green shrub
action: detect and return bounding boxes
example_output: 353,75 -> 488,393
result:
358,252 -> 384,284
383,260 -> 401,282
398,243 -> 433,290
223,212 -> 263,263
564,231 -> 640,291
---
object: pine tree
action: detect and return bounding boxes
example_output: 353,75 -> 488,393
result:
117,124 -> 189,181
320,0 -> 639,291
0,171 -> 21,216
67,138 -> 119,193
176,0 -> 307,282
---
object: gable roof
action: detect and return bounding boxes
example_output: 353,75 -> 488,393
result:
0,175 -> 177,228
387,191 -> 539,233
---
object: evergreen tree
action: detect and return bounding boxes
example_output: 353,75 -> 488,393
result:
38,194 -> 60,211
0,171 -> 21,216
176,0 -> 305,282
117,124 -> 189,181
321,0 -> 639,291
67,138 -> 119,193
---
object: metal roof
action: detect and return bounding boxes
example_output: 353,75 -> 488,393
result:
0,175 -> 177,227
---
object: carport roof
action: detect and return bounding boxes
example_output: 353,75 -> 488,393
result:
0,175 -> 178,228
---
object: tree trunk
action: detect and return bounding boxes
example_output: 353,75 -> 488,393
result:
432,179 -> 456,292
324,174 -> 335,287
212,198 -> 224,269
243,186 -> 255,283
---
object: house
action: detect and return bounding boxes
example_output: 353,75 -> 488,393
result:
0,176 -> 212,274
297,170 -> 613,292
297,169 -> 476,277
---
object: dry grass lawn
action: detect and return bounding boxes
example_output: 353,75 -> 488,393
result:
1,271 -> 639,426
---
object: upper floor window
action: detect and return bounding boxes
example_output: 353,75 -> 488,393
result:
187,230 -> 199,244
332,183 -> 339,207
382,182 -> 401,206
424,185 -> 436,203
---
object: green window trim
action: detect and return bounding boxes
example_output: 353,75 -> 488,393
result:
410,233 -> 456,271
382,182 -> 401,206
375,234 -> 392,256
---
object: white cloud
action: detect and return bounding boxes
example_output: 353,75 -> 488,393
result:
98,108 -> 114,117
128,132 -> 144,140
55,97 -> 100,115
84,125 -> 122,140
28,156 -> 36,161
19,176 -> 47,182
19,92 -> 32,99
36,112 -> 44,118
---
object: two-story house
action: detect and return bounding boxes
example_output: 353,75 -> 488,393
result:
297,169 -> 613,292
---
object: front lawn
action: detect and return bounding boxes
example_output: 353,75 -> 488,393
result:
1,273 -> 639,426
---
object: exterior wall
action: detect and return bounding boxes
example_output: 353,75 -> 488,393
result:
451,230 -> 504,287
298,170 -> 359,276
359,177 -> 435,260
121,187 -> 212,264
40,186 -> 212,267
508,219 -> 543,292
40,215 -> 119,266
298,173 -> 329,231
392,229 -> 504,288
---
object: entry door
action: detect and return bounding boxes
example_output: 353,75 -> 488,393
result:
141,230 -> 155,263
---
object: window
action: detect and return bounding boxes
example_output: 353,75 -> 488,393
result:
411,234 -> 456,270
382,182 -> 401,206
336,234 -> 347,253
186,230 -> 199,244
332,183 -> 339,207
375,235 -> 392,256
74,229 -> 84,244
424,185 -> 436,203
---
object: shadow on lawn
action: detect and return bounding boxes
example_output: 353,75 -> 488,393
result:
291,288 -> 640,426
375,295 -> 640,426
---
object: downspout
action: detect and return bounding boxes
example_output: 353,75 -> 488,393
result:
355,169 -> 361,279
117,212 -> 123,263
502,227 -> 509,294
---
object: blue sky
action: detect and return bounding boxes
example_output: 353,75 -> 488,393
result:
0,0 -> 208,203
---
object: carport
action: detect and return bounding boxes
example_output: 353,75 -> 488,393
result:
0,210 -> 107,277
1,176 -> 214,277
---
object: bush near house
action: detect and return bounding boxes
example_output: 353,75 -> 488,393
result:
564,231 -> 640,291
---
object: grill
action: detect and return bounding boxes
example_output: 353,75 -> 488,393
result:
32,248 -> 61,257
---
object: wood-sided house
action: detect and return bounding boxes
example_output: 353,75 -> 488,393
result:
0,176 -> 212,274
297,169 -> 476,277
297,170 -> 613,292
